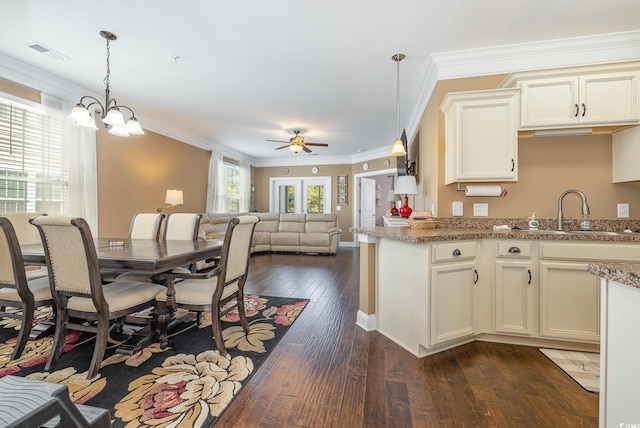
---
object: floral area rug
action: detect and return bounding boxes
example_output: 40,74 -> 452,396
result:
0,295 -> 309,427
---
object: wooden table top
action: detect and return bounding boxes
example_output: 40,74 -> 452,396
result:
21,238 -> 223,273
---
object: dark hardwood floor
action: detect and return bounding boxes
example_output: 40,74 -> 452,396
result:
215,248 -> 599,427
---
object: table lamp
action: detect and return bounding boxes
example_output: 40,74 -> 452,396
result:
387,189 -> 401,216
157,189 -> 184,212
394,176 -> 417,218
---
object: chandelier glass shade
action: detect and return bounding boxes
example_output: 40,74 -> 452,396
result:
390,53 -> 406,156
68,31 -> 144,137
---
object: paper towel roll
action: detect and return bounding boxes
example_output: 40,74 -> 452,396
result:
465,185 -> 504,197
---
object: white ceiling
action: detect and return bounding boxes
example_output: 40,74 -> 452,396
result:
1,1 -> 639,166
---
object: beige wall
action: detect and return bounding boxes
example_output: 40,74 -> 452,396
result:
416,75 -> 640,220
96,127 -> 210,237
0,78 -> 40,104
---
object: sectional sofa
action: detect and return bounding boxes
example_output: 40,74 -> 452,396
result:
198,212 -> 341,255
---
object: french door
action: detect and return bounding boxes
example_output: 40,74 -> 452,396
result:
269,177 -> 332,214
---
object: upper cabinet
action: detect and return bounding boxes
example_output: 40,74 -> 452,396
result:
519,71 -> 640,129
440,88 -> 520,185
500,61 -> 640,130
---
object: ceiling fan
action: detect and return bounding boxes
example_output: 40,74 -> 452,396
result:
266,130 -> 328,153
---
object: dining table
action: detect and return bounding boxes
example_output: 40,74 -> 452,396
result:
20,237 -> 224,353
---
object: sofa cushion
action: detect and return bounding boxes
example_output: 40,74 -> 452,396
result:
278,213 -> 306,233
254,212 -> 280,233
199,213 -> 231,240
305,213 -> 337,233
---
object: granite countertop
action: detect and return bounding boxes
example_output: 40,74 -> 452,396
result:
350,226 -> 640,244
588,262 -> 640,289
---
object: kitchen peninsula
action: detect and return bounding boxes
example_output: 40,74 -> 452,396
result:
352,220 -> 640,358
587,261 -> 640,427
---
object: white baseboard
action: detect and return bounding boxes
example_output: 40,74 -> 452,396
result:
339,241 -> 357,248
356,310 -> 376,332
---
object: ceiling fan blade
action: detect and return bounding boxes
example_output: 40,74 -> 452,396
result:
304,143 -> 329,147
266,139 -> 288,143
303,146 -> 312,153
275,145 -> 290,150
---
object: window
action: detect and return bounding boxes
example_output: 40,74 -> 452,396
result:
269,177 -> 331,214
225,162 -> 240,213
0,98 -> 68,214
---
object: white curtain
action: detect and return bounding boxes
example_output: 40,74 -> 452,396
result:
206,151 -> 226,213
42,93 -> 98,233
239,160 -> 251,212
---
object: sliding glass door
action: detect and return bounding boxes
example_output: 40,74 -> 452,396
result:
270,177 -> 331,214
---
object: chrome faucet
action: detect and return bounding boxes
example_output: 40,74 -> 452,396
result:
557,189 -> 590,230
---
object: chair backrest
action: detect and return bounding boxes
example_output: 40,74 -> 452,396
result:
128,213 -> 165,240
2,212 -> 47,245
0,217 -> 29,299
164,213 -> 202,241
30,215 -> 104,305
218,216 -> 259,286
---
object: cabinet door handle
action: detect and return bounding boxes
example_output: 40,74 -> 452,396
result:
581,103 -> 586,117
527,269 -> 532,285
474,269 -> 479,284
511,158 -> 515,172
452,249 -> 462,256
508,246 -> 521,253
574,103 -> 579,117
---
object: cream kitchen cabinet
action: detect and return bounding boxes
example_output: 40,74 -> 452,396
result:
539,260 -> 600,343
440,88 -> 519,184
430,241 -> 478,346
612,125 -> 640,183
494,241 -> 534,336
518,70 -> 640,129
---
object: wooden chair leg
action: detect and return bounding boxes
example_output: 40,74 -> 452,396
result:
156,300 -> 169,349
211,307 -> 226,356
45,311 -> 67,372
87,315 -> 109,379
11,303 -> 34,360
237,293 -> 249,334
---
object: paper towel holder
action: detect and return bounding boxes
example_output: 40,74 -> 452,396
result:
455,182 -> 508,197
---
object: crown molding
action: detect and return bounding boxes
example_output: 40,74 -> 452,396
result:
431,30 -> 640,80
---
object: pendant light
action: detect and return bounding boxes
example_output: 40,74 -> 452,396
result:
390,53 -> 407,156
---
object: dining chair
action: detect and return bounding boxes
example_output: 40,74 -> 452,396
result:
30,215 -> 166,379
3,212 -> 49,280
156,215 -> 258,355
102,213 -> 165,283
0,217 -> 53,360
128,212 -> 166,240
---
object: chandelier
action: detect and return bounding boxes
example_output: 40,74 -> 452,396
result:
68,31 -> 144,137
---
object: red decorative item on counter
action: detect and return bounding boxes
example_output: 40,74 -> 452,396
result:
390,201 -> 399,216
398,195 -> 412,218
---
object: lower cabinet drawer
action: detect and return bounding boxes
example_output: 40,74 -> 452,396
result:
432,241 -> 477,263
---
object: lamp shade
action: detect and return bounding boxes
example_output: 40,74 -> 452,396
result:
390,138 -> 407,156
108,125 -> 130,137
126,118 -> 145,135
165,189 -> 184,206
103,108 -> 126,126
394,175 -> 417,195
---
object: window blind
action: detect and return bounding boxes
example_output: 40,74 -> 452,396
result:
0,98 -> 68,214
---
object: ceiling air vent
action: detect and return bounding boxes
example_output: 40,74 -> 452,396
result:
27,42 -> 69,60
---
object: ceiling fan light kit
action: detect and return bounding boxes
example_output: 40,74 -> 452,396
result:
68,30 -> 144,137
266,129 -> 328,154
390,53 -> 407,156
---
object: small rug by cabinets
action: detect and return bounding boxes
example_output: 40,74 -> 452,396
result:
0,295 -> 309,427
540,348 -> 600,393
